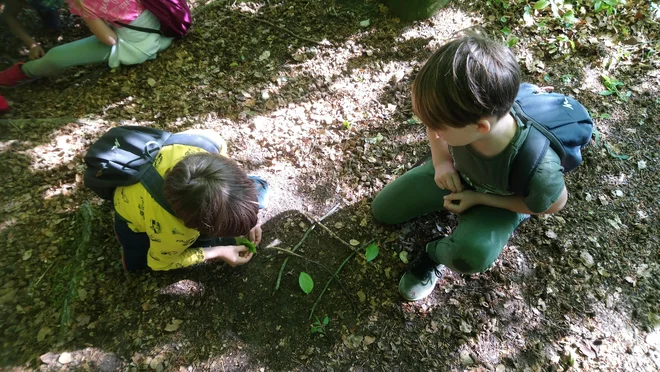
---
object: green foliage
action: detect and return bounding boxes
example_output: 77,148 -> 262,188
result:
236,237 -> 257,253
365,243 -> 379,262
310,315 -> 329,336
342,120 -> 351,130
594,0 -> 626,15
299,272 -> 314,294
600,75 -> 631,102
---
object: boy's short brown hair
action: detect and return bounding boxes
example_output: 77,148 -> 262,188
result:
412,34 -> 521,130
164,153 -> 258,237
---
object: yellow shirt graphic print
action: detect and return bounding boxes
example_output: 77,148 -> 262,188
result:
113,140 -> 228,271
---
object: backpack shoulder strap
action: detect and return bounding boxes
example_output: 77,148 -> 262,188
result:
164,133 -> 222,154
509,101 -> 553,197
509,127 -> 550,197
140,164 -> 178,217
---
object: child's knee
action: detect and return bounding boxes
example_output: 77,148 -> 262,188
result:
371,195 -> 402,225
447,240 -> 500,274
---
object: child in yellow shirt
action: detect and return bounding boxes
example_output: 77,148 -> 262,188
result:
113,130 -> 267,271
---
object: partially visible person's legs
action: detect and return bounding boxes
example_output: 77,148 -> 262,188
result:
429,205 -> 527,273
399,204 -> 527,301
0,95 -> 9,114
114,214 -> 150,272
372,160 -> 450,224
21,35 -> 111,78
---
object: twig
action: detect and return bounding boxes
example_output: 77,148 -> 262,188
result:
33,260 -> 57,288
234,12 -> 329,46
302,211 -> 361,255
274,204 -> 340,291
309,251 -> 356,320
308,239 -> 374,320
265,246 -> 355,310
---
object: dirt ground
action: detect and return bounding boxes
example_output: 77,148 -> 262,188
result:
1,0 -> 659,371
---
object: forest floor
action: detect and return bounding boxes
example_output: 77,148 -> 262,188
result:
1,0 -> 659,371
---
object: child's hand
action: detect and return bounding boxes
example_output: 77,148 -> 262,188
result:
434,162 -> 463,193
443,191 -> 481,214
248,225 -> 262,245
29,45 -> 45,60
215,245 -> 253,267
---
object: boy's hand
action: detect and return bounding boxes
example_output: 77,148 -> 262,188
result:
215,245 -> 253,267
443,191 -> 481,214
434,162 -> 463,193
248,225 -> 262,246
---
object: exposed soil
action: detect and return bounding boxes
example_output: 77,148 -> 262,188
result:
1,0 -> 659,371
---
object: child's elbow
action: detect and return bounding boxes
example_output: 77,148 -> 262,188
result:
101,36 -> 117,46
543,188 -> 568,214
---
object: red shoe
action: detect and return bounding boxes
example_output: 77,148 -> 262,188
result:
0,63 -> 31,87
0,95 -> 9,114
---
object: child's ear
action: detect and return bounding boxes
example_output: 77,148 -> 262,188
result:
476,118 -> 491,134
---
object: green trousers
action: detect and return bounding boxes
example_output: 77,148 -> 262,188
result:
372,161 -> 527,274
22,36 -> 112,78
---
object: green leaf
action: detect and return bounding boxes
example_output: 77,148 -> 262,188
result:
236,237 -> 257,253
600,90 -> 615,96
322,316 -> 329,325
604,143 -> 630,160
599,113 -> 611,119
592,127 -> 601,147
365,243 -> 379,262
534,0 -> 550,10
299,272 -> 314,294
501,27 -> 511,35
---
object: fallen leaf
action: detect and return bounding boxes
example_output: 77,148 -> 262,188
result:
459,320 -> 472,333
349,239 -> 360,246
399,251 -> 409,264
258,51 -> 271,61
21,249 -> 33,261
58,352 -> 73,364
357,290 -> 366,302
363,336 -> 376,346
37,327 -> 52,342
147,78 -> 157,87
165,319 -> 183,332
359,19 -> 370,27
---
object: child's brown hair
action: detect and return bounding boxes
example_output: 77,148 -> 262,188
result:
164,153 -> 258,237
412,33 -> 521,130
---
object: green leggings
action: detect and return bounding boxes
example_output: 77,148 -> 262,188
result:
22,36 -> 112,78
372,161 -> 527,274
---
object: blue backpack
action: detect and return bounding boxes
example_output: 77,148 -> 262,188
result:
508,83 -> 593,196
83,126 -> 222,216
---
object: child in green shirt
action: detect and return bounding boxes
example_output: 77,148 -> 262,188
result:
372,34 -> 568,301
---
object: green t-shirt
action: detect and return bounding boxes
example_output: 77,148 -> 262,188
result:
449,115 -> 565,213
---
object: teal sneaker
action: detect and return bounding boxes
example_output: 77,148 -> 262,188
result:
398,251 -> 443,301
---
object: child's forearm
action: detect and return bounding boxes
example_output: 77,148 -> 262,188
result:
477,187 -> 568,215
84,18 -> 118,46
427,127 -> 452,168
2,13 -> 38,49
477,193 -> 536,214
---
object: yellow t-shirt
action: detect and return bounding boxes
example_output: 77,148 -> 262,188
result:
113,142 -> 227,271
